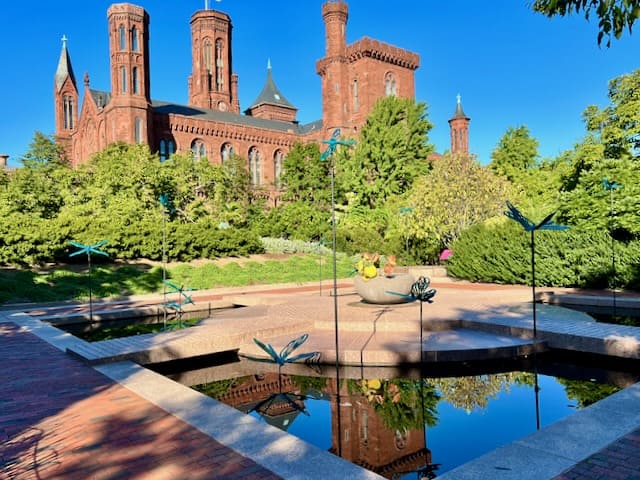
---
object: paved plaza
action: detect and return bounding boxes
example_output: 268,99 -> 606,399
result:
1,279 -> 639,479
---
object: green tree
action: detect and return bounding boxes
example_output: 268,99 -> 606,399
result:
339,96 -> 433,209
280,142 -> 330,203
406,153 -> 513,261
21,131 -> 67,168
582,69 -> 640,160
489,125 -> 540,183
3,132 -> 71,219
532,0 -> 640,46
558,157 -> 640,236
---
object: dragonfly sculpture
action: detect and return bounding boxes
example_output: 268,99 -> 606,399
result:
320,128 -> 356,161
162,280 -> 196,330
504,201 -> 568,337
243,334 -> 320,421
69,240 -> 109,324
603,177 -> 622,317
249,334 -> 319,370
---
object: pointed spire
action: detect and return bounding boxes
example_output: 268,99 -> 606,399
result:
248,60 -> 295,109
451,93 -> 469,120
55,34 -> 76,91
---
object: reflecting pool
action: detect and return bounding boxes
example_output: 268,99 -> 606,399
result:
151,353 -> 639,478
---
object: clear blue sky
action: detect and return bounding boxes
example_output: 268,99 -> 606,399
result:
1,1 -> 638,167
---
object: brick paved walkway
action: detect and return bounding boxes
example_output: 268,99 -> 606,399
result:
553,428 -> 640,480
0,322 -> 282,480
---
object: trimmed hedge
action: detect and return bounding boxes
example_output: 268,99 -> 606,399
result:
447,220 -> 640,290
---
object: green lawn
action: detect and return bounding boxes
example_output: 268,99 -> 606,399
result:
0,254 -> 354,304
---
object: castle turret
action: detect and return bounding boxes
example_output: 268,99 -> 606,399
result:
53,35 -> 78,159
106,3 -> 152,145
317,1 -> 349,133
188,6 -> 239,112
448,94 -> 470,155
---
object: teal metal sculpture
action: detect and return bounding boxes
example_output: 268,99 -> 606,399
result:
69,240 -> 109,324
320,128 -> 356,368
504,201 -> 567,337
603,177 -> 621,317
162,280 -> 196,330
252,334 -> 318,370
244,334 -> 320,422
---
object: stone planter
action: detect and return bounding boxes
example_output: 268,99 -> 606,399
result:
353,273 -> 415,304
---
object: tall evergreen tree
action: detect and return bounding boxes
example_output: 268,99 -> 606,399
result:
339,96 -> 433,209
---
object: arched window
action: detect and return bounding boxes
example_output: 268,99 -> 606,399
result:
191,139 -> 207,160
134,117 -> 143,143
159,138 -> 176,162
132,67 -> 139,94
119,24 -> 126,50
220,143 -> 234,163
121,67 -> 127,93
384,72 -> 396,96
273,150 -> 284,188
203,39 -> 213,91
215,39 -> 224,92
352,79 -> 359,112
63,95 -> 74,130
131,26 -> 139,52
249,147 -> 262,186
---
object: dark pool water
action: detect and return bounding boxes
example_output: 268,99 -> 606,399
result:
152,353 -> 638,478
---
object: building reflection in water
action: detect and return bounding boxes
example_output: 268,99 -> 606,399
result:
208,370 -> 438,479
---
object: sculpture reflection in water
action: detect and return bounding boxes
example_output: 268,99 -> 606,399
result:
241,334 -> 321,421
162,280 -> 196,330
185,362 -> 626,478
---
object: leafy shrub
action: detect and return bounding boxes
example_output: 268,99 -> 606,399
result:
260,237 -> 332,255
259,201 -> 330,241
448,219 -> 640,289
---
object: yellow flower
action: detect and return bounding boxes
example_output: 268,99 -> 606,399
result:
363,265 -> 378,280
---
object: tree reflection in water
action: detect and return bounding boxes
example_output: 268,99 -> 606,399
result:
188,368 -> 624,478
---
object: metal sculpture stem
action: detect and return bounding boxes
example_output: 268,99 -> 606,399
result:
609,188 -> 617,318
87,253 -> 93,324
162,208 -> 168,329
531,230 -> 537,339
331,158 -> 339,370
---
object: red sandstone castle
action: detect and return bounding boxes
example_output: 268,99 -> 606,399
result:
54,1 -> 470,187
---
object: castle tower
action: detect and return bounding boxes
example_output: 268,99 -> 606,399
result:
448,94 -> 470,155
318,1 -> 349,133
54,35 -> 78,159
188,6 -> 239,113
106,3 -> 152,145
317,1 -> 419,136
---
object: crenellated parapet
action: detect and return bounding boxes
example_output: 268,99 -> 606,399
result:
346,37 -> 419,70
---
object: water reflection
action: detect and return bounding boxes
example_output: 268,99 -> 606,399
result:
153,353 -> 637,477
